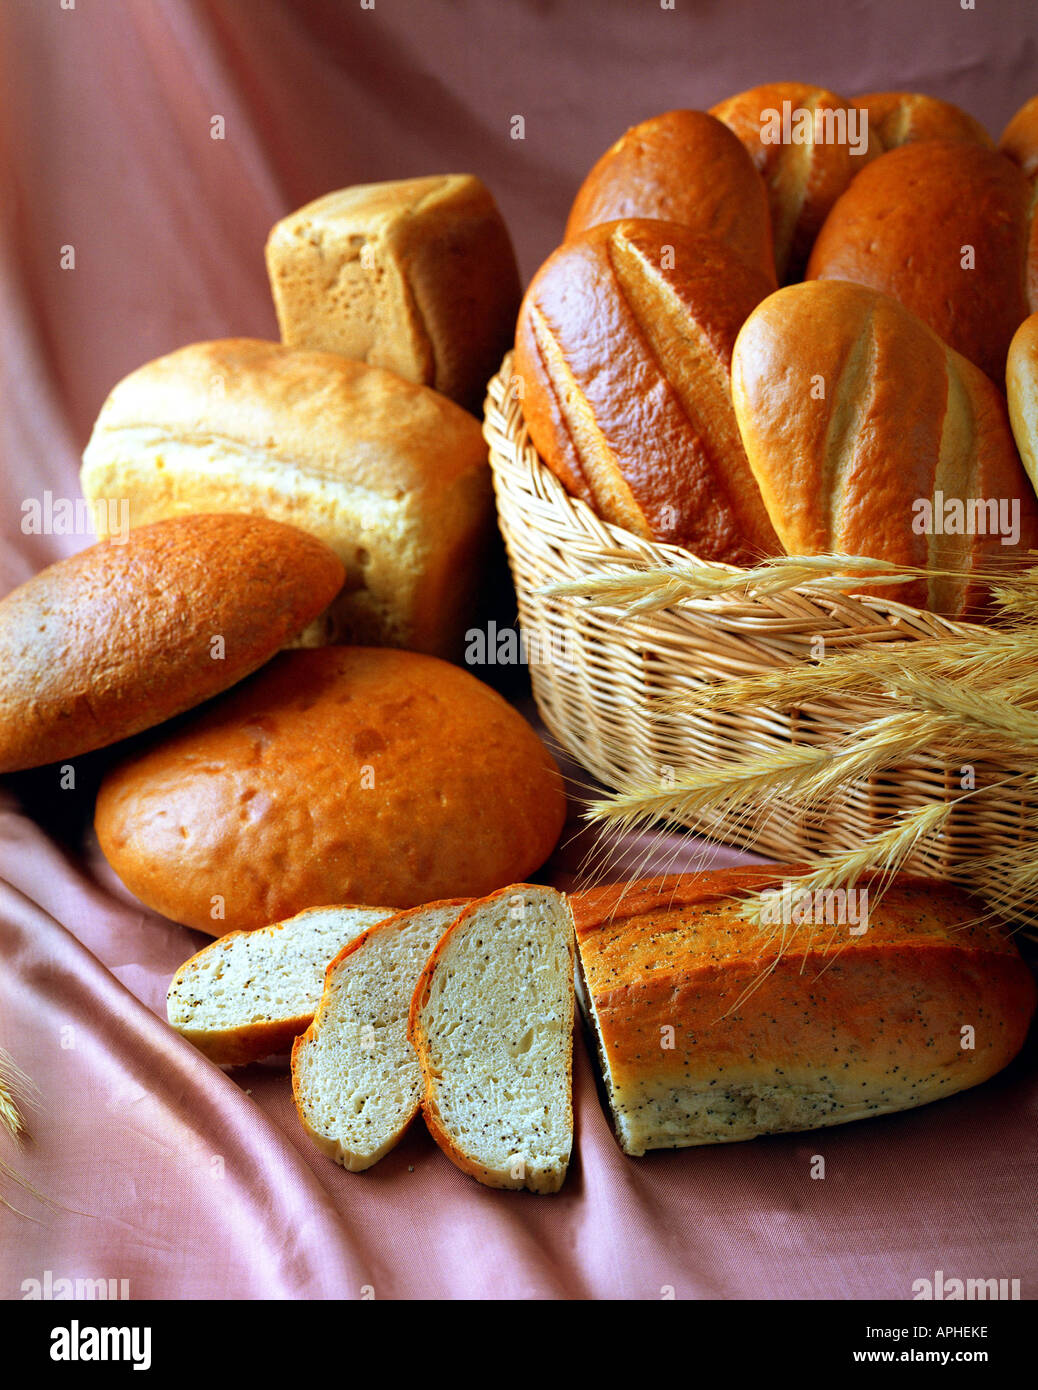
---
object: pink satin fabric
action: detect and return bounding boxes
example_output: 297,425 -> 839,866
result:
2,0 -> 1036,1300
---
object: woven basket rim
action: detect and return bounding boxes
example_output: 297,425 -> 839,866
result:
483,351 -> 985,640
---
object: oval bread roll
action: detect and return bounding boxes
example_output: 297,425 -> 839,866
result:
852,91 -> 992,151
806,140 -> 1034,383
731,281 -> 1038,615
0,513 -> 344,773
564,109 -> 777,286
95,648 -> 567,935
573,868 -> 1037,1156
514,219 -> 780,564
711,81 -> 882,282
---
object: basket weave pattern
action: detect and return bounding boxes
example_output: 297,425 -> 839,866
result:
483,354 -> 1031,879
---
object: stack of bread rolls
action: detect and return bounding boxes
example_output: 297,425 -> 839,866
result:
1,170 -> 568,937
516,87 -> 1038,616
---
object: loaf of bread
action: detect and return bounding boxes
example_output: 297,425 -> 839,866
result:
408,885 -> 576,1193
292,900 -> 467,1171
95,648 -> 567,935
806,140 -> 1034,383
80,339 -> 494,658
167,904 -> 394,1065
999,93 -> 1038,180
0,513 -> 343,773
852,91 -> 992,150
564,109 -> 777,286
266,175 -> 521,412
731,281 -> 1038,614
514,219 -> 780,564
572,868 -> 1036,1155
1007,313 -> 1038,489
711,81 -> 882,281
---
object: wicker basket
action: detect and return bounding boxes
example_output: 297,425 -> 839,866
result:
483,353 -> 1033,881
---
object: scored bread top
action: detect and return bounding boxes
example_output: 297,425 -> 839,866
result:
0,512 -> 344,773
515,218 -> 779,564
710,81 -> 883,281
730,280 -> 1038,615
852,92 -> 992,150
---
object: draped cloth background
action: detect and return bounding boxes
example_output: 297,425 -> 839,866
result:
1,0 -> 1036,1300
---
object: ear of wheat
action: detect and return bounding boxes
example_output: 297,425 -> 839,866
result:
556,553 -> 1038,940
0,1046 -> 49,1217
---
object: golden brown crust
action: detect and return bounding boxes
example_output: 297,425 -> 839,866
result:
853,91 -> 992,150
266,175 -> 521,412
711,82 -> 882,281
806,140 -> 1032,384
731,280 -> 1038,615
0,513 -> 344,773
514,219 -> 780,564
999,94 -> 1038,181
574,868 -> 1036,1153
95,650 -> 567,935
564,109 -> 777,286
79,338 -> 495,658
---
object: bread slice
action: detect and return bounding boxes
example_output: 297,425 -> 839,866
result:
167,904 -> 393,1064
408,884 -> 576,1194
291,899 -> 468,1171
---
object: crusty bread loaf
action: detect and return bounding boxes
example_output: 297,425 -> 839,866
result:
80,339 -> 494,658
167,904 -> 394,1065
95,648 -> 567,935
514,219 -> 780,564
731,281 -> 1038,615
711,81 -> 882,281
266,175 -> 521,412
291,899 -> 468,1171
1007,312 -> 1038,489
806,140 -> 1034,383
408,885 -> 576,1193
564,109 -> 777,286
572,868 -> 1037,1156
999,93 -> 1038,180
853,91 -> 992,150
0,513 -> 343,774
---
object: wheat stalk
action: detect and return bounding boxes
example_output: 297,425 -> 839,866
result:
543,552 -> 1038,610
0,1047 -> 50,1216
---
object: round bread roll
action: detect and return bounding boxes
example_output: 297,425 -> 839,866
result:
806,140 -> 1034,385
0,513 -> 344,773
710,81 -> 882,282
564,109 -> 777,286
94,648 -> 567,935
514,219 -> 779,564
999,93 -> 1038,180
852,91 -> 992,151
